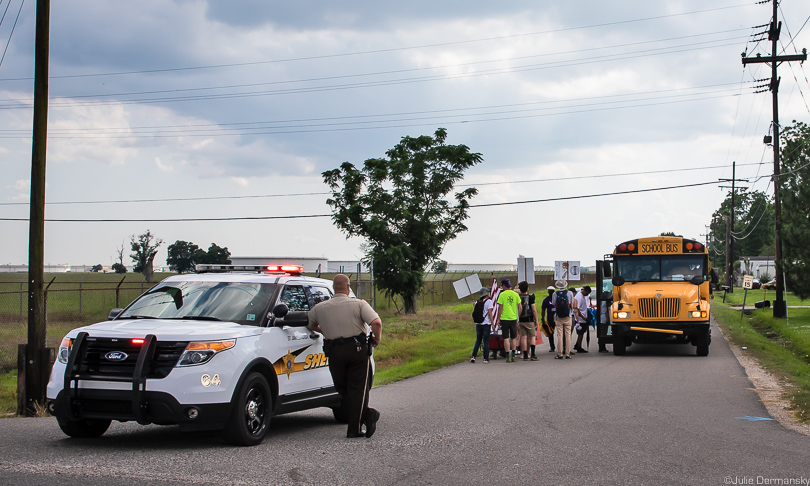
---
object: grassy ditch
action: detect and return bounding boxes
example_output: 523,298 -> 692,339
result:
712,291 -> 810,424
0,302 -> 478,417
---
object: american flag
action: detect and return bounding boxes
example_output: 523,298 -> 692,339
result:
489,278 -> 501,324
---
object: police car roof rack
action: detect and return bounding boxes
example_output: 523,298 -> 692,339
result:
195,264 -> 304,275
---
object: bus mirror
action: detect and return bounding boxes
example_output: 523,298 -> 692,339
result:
612,276 -> 625,286
603,264 -> 612,278
690,275 -> 705,286
710,268 -> 719,284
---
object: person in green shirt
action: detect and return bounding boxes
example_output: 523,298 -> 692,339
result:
496,278 -> 522,362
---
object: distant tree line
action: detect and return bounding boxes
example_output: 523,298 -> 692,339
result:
109,230 -> 231,279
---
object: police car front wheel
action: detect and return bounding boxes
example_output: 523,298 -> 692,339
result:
56,416 -> 111,438
223,372 -> 272,446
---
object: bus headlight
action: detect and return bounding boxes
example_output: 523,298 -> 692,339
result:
177,340 -> 235,367
612,311 -> 629,319
689,311 -> 707,318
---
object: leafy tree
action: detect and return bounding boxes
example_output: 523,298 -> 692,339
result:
779,121 -> 810,299
709,190 -> 774,270
659,231 -> 682,237
166,240 -> 200,273
195,243 -> 232,265
166,241 -> 231,272
431,259 -> 448,274
90,264 -> 103,272
130,230 -> 163,282
323,128 -> 482,314
111,262 -> 127,274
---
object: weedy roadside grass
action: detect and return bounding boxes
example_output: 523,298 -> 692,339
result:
712,292 -> 810,424
372,303 -> 473,386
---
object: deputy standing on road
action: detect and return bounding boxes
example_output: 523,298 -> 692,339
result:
308,274 -> 383,438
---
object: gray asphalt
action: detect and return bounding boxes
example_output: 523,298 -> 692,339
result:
0,320 -> 808,485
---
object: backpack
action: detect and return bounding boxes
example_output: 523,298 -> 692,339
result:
554,290 -> 570,318
472,299 -> 486,323
519,293 -> 533,320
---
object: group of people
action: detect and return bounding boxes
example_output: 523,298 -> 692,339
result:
471,278 -> 594,362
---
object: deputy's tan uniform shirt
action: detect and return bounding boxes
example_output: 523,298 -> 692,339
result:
307,293 -> 380,340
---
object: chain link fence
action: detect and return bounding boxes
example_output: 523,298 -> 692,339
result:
0,275 -> 152,372
0,270 -> 574,372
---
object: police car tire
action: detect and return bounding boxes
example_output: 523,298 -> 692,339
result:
223,372 -> 272,446
56,416 -> 111,438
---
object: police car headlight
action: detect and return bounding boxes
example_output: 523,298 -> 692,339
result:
57,337 -> 73,364
177,340 -> 235,367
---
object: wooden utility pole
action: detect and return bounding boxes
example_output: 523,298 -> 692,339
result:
742,0 -> 807,318
24,0 -> 51,415
719,162 -> 748,292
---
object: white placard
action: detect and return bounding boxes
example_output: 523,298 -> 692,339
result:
554,261 -> 581,281
453,274 -> 483,299
517,257 -> 535,284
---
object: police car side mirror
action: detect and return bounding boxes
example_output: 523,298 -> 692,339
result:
108,308 -> 123,320
281,311 -> 310,327
690,275 -> 705,286
272,303 -> 289,318
611,276 -> 625,286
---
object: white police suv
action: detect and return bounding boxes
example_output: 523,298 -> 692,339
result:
47,265 -> 360,446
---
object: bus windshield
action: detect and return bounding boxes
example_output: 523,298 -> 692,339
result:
616,255 -> 706,283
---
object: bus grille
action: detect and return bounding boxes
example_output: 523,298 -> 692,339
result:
637,298 -> 680,318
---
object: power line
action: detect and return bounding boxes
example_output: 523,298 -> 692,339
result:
0,163 -> 764,207
0,181 -> 720,222
0,0 -> 23,69
0,39 -> 748,110
0,82 -> 754,137
0,90 -> 755,139
0,4 -> 754,82
4,32 -> 748,103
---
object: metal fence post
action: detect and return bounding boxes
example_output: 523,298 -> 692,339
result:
116,277 -> 125,308
79,276 -> 84,314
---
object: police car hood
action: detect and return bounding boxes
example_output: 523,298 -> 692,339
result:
68,319 -> 262,341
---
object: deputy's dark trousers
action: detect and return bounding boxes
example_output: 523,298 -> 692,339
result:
328,341 -> 375,436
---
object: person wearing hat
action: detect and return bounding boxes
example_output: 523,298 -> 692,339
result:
470,287 -> 493,363
550,281 -> 575,359
495,278 -> 521,362
540,285 -> 557,353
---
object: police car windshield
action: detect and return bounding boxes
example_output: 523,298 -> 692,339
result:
118,281 -> 277,326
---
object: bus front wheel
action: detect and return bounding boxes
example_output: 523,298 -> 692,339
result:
613,335 -> 626,356
695,331 -> 710,356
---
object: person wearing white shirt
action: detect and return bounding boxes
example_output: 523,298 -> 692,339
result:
573,286 -> 592,353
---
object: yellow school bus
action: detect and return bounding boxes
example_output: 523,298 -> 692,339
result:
608,236 -> 717,356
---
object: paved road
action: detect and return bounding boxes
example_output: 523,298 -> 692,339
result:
0,320 -> 808,485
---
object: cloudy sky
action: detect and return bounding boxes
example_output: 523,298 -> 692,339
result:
1,0 -> 810,269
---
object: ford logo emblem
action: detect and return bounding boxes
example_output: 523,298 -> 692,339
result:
104,351 -> 128,361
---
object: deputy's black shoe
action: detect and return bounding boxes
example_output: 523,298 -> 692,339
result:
365,409 -> 380,438
347,431 -> 364,438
